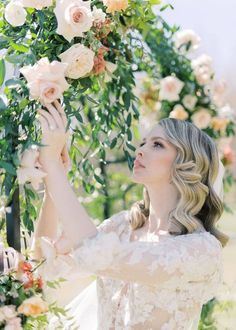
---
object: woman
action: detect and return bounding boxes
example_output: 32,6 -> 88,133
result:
33,101 -> 229,329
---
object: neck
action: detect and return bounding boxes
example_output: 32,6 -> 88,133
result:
144,183 -> 179,234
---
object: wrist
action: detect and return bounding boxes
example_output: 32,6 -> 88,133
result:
42,160 -> 64,172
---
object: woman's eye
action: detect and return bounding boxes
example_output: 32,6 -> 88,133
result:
139,142 -> 163,148
153,142 -> 163,148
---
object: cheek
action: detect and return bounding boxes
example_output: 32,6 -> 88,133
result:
151,152 -> 173,169
148,152 -> 175,178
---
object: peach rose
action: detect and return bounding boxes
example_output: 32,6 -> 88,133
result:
17,146 -> 47,189
159,76 -> 184,102
18,296 -> 48,316
21,0 -> 53,9
93,47 -> 109,75
4,1 -> 27,27
223,145 -> 234,165
59,44 -> 95,79
102,0 -> 128,14
211,117 -> 229,133
182,94 -> 197,111
54,0 -> 93,42
19,57 -> 69,104
169,104 -> 189,120
191,108 -> 212,129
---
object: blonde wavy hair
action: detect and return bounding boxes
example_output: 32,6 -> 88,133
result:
130,118 -> 229,248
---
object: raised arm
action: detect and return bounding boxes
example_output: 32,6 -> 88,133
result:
32,142 -> 72,259
31,188 -> 59,259
37,101 -> 97,249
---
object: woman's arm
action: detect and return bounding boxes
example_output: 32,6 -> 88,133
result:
31,188 -> 59,259
37,101 -> 97,249
43,160 -> 97,248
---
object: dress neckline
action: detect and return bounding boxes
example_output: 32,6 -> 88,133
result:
128,226 -> 172,243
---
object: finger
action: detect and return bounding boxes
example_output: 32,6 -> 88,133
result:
38,109 -> 57,129
38,114 -> 49,134
46,104 -> 64,131
54,100 -> 67,127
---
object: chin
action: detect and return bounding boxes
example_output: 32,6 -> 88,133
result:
130,171 -> 146,184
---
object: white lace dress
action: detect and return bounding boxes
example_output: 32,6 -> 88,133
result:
45,210 -> 223,330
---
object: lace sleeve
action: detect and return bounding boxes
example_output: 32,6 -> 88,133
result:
36,210 -> 129,281
73,229 -> 223,289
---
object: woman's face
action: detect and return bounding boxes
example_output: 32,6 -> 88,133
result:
131,124 -> 177,185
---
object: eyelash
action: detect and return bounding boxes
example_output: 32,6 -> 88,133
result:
139,142 -> 163,148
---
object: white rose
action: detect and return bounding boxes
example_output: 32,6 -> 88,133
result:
54,0 -> 93,42
210,80 -> 227,107
159,76 -> 184,102
0,305 -> 17,321
4,317 -> 22,330
138,113 -> 157,139
59,44 -> 95,79
169,104 -> 189,120
191,108 -> 212,129
4,1 -> 27,27
17,146 -> 47,189
182,94 -> 197,111
175,29 -> 201,52
191,54 -> 214,85
21,0 -> 53,9
92,6 -> 106,24
217,104 -> 235,121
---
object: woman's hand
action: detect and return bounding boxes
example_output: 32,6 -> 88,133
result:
37,100 -> 70,170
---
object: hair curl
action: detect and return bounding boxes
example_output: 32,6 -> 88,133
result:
130,118 -> 229,248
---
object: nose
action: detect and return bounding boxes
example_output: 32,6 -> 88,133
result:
137,150 -> 143,157
135,146 -> 144,158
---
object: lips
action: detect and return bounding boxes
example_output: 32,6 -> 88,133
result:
133,159 -> 145,168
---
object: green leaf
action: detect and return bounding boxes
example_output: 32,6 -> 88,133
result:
74,112 -> 83,123
82,159 -> 92,175
126,128 -> 132,141
126,113 -> 132,127
10,42 -> 29,53
0,96 -> 7,111
122,92 -> 131,110
110,137 -> 117,149
5,78 -> 23,88
5,54 -> 27,64
94,174 -> 104,185
126,142 -> 136,152
149,0 -> 161,4
0,161 -> 16,175
86,95 -> 100,105
0,59 -> 6,87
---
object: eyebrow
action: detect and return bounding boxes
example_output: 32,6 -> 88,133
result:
141,136 -> 168,143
